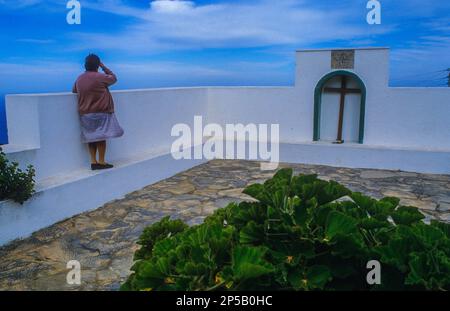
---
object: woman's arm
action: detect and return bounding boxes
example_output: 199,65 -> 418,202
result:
99,63 -> 117,86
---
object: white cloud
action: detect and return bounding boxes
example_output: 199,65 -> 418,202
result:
114,61 -> 230,77
16,38 -> 54,44
2,0 -> 447,87
68,0 -> 391,54
150,0 -> 194,14
0,0 -> 42,8
0,61 -> 80,75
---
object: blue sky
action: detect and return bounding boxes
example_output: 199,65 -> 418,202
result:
0,0 -> 449,95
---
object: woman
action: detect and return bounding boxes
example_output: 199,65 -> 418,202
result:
73,54 -> 124,170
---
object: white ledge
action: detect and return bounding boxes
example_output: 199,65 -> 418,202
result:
296,47 -> 389,52
1,144 -> 39,154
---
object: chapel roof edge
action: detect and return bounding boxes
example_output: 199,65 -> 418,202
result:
296,47 -> 390,52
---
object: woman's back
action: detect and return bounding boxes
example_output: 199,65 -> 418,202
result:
73,67 -> 117,115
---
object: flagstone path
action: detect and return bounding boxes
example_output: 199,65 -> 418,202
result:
0,160 -> 449,291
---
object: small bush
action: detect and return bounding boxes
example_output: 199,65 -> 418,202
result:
134,216 -> 188,261
122,168 -> 450,291
0,148 -> 35,204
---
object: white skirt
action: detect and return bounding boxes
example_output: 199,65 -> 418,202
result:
79,113 -> 124,143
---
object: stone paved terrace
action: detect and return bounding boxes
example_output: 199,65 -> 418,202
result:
0,160 -> 449,291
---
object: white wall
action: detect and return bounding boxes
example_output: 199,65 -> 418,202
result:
206,87 -> 302,142
206,86 -> 450,149
365,87 -> 450,149
5,88 -> 208,182
4,48 -> 450,182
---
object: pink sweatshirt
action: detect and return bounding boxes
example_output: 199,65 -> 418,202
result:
72,66 -> 117,115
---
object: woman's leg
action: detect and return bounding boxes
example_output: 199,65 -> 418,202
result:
97,140 -> 107,164
88,142 -> 98,164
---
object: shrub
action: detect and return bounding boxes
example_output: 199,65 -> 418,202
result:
121,168 -> 450,291
0,148 -> 35,204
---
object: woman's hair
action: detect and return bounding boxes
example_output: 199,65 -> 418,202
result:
85,54 -> 101,71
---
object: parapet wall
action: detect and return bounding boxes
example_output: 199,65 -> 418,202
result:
4,85 -> 450,182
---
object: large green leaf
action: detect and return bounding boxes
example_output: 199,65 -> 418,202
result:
134,216 -> 187,260
412,222 -> 445,247
152,236 -> 178,258
351,192 -> 375,212
391,206 -> 425,225
431,220 -> 450,239
270,168 -> 293,185
379,196 -> 400,208
242,183 -> 266,202
229,202 -> 267,227
291,174 -> 319,198
329,233 -> 366,258
405,253 -> 429,288
405,250 -> 450,290
183,262 -> 208,276
139,258 -> 170,279
360,217 -> 390,230
294,198 -> 316,227
316,181 -> 351,205
287,268 -> 305,290
306,265 -> 332,289
232,246 -> 274,281
240,221 -> 265,244
325,211 -> 359,240
263,169 -> 292,199
372,201 -> 397,220
376,238 -> 411,272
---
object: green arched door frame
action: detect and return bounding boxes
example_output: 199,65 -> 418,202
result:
313,70 -> 367,144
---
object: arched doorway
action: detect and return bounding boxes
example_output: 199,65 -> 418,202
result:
313,71 -> 366,144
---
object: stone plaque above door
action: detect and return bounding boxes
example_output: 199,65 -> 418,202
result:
331,50 -> 355,69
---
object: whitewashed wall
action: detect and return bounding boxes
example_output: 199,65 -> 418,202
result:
4,64 -> 450,181
5,88 -> 208,182
206,87 -> 301,142
366,87 -> 450,149
4,48 -> 450,180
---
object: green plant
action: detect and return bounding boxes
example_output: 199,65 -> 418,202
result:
134,216 -> 188,261
122,168 -> 450,291
0,148 -> 35,204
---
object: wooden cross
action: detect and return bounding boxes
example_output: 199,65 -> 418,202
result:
323,76 -> 361,144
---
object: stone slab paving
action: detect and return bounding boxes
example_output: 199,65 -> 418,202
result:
0,160 -> 449,291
